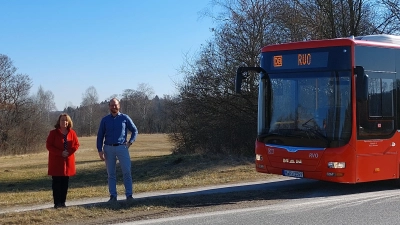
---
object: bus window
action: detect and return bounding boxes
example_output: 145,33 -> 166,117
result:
358,75 -> 395,139
268,71 -> 351,148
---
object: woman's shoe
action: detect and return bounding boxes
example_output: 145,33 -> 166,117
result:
54,203 -> 66,209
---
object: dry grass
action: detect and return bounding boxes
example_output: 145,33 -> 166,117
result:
0,134 -> 278,224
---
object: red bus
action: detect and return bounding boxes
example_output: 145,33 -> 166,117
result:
235,34 -> 400,183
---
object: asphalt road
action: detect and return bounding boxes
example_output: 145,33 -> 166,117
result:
126,189 -> 400,225
111,177 -> 400,225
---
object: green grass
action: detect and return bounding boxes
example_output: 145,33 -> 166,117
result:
0,134 -> 279,224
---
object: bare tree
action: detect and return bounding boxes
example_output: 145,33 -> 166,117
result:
121,83 -> 155,133
34,85 -> 56,122
121,88 -> 136,116
171,0 -> 276,155
380,0 -> 400,33
0,54 -> 37,155
271,0 -> 400,40
81,86 -> 99,106
79,86 -> 100,136
135,83 -> 154,132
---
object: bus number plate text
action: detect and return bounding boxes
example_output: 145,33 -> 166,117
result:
282,170 -> 304,178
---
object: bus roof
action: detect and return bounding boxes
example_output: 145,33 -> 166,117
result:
261,34 -> 400,52
354,34 -> 400,45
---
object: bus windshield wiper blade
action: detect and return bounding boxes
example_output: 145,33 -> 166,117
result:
304,128 -> 330,144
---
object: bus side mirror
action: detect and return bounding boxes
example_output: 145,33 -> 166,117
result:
355,66 -> 368,102
235,67 -> 269,94
235,67 -> 244,94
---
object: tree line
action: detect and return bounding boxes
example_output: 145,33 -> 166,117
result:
66,84 -> 176,137
2,0 -> 400,156
0,54 -> 176,155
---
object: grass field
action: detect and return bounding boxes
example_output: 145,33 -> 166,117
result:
0,134 -> 279,224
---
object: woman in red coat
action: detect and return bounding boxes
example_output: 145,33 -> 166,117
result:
46,113 -> 80,208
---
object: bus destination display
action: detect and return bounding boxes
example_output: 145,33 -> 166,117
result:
271,52 -> 329,70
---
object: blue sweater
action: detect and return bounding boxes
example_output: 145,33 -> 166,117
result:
96,112 -> 138,152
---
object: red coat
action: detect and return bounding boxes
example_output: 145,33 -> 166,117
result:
46,128 -> 80,176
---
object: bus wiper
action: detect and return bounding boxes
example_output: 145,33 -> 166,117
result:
305,128 -> 330,142
302,118 -> 330,144
270,129 -> 306,138
302,117 -> 315,128
257,132 -> 289,139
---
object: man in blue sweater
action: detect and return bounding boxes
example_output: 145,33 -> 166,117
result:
97,98 -> 138,202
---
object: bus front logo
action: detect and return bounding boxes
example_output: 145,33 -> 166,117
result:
309,153 -> 318,158
268,148 -> 274,154
273,56 -> 282,67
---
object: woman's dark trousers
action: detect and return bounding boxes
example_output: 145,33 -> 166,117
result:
52,176 -> 69,207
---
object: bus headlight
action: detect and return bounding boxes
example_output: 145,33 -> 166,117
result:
256,154 -> 263,161
328,162 -> 346,168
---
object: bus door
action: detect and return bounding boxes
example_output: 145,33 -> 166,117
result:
356,71 -> 397,182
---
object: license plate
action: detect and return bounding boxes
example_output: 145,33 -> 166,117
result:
282,170 -> 304,178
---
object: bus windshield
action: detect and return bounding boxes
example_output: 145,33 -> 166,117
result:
261,70 -> 352,148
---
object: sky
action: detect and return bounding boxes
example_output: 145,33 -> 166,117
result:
0,0 -> 216,110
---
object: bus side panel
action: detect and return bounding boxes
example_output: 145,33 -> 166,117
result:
356,154 -> 398,182
355,140 -> 399,182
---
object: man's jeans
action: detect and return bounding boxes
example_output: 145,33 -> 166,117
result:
103,144 -> 132,198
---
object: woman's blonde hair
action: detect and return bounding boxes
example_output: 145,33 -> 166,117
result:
54,113 -> 73,129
